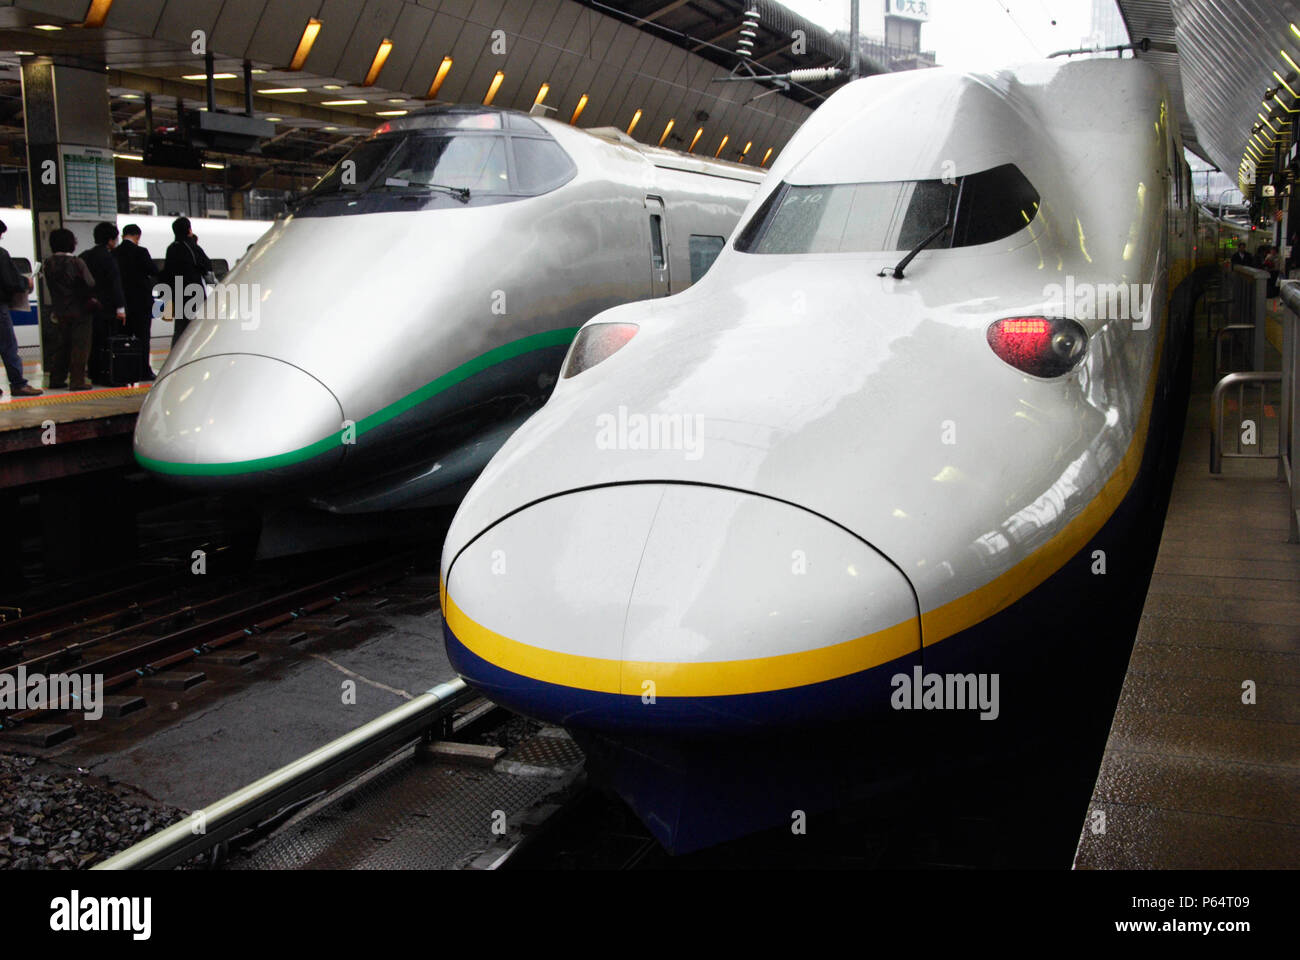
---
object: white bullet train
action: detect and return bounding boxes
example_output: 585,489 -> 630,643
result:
439,58 -> 1212,852
0,211 -> 271,383
132,107 -> 762,511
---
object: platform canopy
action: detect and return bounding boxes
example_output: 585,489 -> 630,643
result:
0,0 -> 857,189
1117,0 -> 1300,194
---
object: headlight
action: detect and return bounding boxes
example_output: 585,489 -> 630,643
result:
561,322 -> 639,378
986,316 -> 1088,378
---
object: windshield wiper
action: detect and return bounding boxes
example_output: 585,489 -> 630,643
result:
883,215 -> 953,279
395,179 -> 471,203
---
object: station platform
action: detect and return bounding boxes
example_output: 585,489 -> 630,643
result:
0,384 -> 149,489
1074,305 -> 1300,869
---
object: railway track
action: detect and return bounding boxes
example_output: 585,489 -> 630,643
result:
93,683 -> 583,870
94,683 -> 1108,871
0,546 -> 430,748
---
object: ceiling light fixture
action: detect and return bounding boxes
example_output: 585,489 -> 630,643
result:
289,18 -> 322,71
362,39 -> 393,87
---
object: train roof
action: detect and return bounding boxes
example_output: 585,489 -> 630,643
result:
374,104 -> 765,185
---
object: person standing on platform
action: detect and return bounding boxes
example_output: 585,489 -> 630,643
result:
80,221 -> 126,384
163,217 -> 213,346
1262,245 -> 1280,298
0,219 -> 42,398
40,228 -> 97,392
114,223 -> 158,381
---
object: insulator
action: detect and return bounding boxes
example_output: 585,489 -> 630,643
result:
786,67 -> 842,83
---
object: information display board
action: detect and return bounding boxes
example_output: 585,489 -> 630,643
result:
60,145 -> 117,221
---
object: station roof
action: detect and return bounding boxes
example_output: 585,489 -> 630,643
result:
0,0 -> 849,191
1117,0 -> 1300,195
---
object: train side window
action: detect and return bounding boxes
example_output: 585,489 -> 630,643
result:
950,164 -> 1040,247
511,137 -> 577,195
649,214 -> 666,269
688,235 -> 725,281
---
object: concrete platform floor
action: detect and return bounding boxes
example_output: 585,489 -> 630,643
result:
0,383 -> 148,433
1073,386 -> 1300,868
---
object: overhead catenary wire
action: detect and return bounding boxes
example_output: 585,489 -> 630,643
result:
578,0 -> 837,103
987,0 -> 1047,58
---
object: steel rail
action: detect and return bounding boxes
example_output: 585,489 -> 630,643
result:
93,678 -> 473,870
1,553 -> 416,727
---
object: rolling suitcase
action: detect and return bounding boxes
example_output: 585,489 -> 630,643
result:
99,335 -> 144,386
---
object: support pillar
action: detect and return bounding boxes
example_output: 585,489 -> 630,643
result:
19,55 -> 115,385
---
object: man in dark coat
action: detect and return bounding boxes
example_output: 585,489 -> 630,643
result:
113,223 -> 157,380
163,216 -> 213,346
0,218 -> 42,397
79,220 -> 126,384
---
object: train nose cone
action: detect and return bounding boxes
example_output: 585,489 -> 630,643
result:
442,483 -> 922,734
133,354 -> 345,487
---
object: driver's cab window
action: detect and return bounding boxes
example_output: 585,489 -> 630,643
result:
382,136 -> 510,194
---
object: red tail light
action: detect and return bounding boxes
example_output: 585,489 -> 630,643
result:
562,322 -> 639,378
986,316 -> 1088,378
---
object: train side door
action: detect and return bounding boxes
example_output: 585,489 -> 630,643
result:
645,196 -> 670,297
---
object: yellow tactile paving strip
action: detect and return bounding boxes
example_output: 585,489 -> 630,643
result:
3,384 -> 151,407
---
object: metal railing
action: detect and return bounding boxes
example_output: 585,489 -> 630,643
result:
1211,264 -> 1270,377
93,678 -> 473,870
1210,275 -> 1298,543
1211,370 -> 1284,472
1278,282 -> 1300,542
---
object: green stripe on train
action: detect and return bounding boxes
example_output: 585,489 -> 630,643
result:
134,326 -> 581,477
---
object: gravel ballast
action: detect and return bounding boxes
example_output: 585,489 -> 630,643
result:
0,753 -> 187,869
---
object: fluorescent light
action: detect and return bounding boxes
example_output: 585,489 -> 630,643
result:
322,125 -> 338,131
483,71 -> 504,106
323,83 -> 342,91
714,134 -> 729,158
266,117 -> 282,122
202,162 -> 225,170
321,99 -> 366,106
762,147 -> 773,165
534,83 -> 549,105
627,108 -> 642,135
14,51 -> 34,56
658,119 -> 675,146
258,87 -> 307,94
289,18 -> 322,71
120,93 -> 141,99
426,57 -> 452,99
362,39 -> 392,87
113,153 -> 143,162
386,97 -> 406,103
688,127 -> 703,152
34,25 -> 62,31
375,110 -> 407,116
570,93 -> 588,124
251,68 -> 267,74
183,73 -> 238,80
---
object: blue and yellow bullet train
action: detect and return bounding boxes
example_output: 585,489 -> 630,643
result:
439,58 -> 1226,851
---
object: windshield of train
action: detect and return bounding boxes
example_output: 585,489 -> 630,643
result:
734,163 -> 1040,254
296,124 -> 575,215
